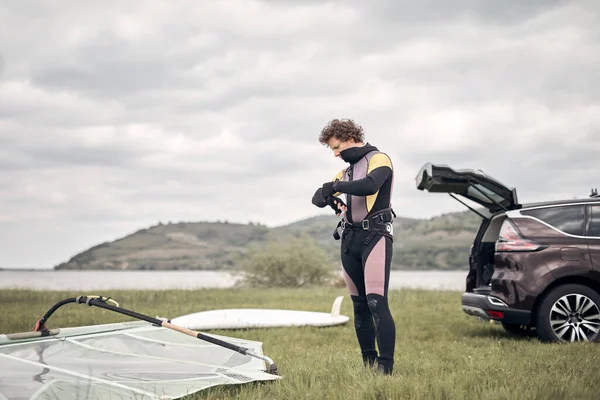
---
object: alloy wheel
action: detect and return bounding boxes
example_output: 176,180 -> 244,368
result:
549,293 -> 600,342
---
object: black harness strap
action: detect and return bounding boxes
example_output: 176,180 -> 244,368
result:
334,208 -> 396,252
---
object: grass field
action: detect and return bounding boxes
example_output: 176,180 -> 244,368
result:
2,288 -> 599,399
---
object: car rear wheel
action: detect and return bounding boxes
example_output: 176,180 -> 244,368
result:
536,284 -> 600,343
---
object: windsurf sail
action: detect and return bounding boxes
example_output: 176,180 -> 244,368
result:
0,299 -> 280,400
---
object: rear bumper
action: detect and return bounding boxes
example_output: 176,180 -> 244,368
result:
461,292 -> 532,325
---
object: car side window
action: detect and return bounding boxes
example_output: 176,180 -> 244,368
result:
589,205 -> 600,237
521,205 -> 585,236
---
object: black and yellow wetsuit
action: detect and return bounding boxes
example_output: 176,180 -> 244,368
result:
312,143 -> 396,374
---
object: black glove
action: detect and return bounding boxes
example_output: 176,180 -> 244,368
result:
311,188 -> 328,208
327,196 -> 347,216
321,180 -> 339,197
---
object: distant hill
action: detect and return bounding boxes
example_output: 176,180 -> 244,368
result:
54,210 -> 483,271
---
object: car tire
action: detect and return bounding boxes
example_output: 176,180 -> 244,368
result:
501,322 -> 535,336
536,284 -> 600,343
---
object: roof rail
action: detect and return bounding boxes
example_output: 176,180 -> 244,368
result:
591,188 -> 600,198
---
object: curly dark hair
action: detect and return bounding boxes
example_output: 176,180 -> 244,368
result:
318,119 -> 365,145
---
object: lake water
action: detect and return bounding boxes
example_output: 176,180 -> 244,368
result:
0,270 -> 467,291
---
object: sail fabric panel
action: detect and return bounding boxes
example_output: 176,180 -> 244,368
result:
0,323 -> 279,400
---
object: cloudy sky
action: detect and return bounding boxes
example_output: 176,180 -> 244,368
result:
1,1 -> 599,268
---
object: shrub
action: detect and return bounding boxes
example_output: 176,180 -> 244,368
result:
239,235 -> 335,288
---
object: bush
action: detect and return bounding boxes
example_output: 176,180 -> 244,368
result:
239,235 -> 336,288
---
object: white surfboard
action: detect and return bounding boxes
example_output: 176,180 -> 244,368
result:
165,296 -> 349,330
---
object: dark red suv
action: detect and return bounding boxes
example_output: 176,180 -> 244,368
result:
416,163 -> 600,342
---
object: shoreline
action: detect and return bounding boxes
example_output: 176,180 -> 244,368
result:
0,269 -> 467,291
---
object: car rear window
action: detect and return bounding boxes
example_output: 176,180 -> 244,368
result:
589,205 -> 600,237
521,205 -> 585,236
467,184 -> 507,206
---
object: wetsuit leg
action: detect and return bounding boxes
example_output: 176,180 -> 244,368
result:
363,234 -> 395,374
341,239 -> 378,367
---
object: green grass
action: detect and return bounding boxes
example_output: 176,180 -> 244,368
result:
2,288 -> 600,399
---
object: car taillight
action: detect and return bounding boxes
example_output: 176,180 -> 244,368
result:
495,219 -> 545,252
487,310 -> 504,319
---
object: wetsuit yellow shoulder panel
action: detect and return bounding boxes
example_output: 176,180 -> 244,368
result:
332,169 -> 344,181
367,191 -> 379,212
366,153 -> 392,212
332,169 -> 344,197
367,153 -> 392,173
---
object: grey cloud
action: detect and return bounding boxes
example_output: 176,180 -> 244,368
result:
32,41 -> 357,113
27,145 -> 140,168
364,0 -> 567,24
263,0 -> 567,26
32,61 -> 169,97
31,32 -> 178,96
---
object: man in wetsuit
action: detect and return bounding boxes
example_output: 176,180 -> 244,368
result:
312,118 -> 396,375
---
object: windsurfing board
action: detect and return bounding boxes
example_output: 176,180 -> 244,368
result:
165,296 -> 349,330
